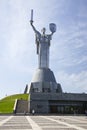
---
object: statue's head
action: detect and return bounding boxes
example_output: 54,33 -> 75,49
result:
41,27 -> 46,34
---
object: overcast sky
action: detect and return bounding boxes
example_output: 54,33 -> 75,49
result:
0,0 -> 87,99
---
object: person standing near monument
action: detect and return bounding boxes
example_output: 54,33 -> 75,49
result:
32,109 -> 35,115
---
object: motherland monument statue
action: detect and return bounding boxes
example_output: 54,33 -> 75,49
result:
29,10 -> 62,93
29,10 -> 87,115
30,10 -> 56,68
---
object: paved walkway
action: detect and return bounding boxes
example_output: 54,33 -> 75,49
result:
0,115 -> 87,130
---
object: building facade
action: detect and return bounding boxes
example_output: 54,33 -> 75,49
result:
29,93 -> 87,114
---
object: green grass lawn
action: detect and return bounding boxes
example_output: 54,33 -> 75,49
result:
0,94 -> 29,114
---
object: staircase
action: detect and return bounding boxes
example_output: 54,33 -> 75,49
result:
15,99 -> 28,114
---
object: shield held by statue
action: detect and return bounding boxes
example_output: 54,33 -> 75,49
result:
49,23 -> 57,33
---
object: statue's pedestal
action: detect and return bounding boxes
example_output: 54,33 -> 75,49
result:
29,68 -> 62,93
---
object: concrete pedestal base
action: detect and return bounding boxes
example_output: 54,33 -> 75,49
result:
29,68 -> 62,93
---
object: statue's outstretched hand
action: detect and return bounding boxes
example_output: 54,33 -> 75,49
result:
30,20 -> 33,25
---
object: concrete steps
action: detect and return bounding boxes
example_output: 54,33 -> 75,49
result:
15,99 -> 28,114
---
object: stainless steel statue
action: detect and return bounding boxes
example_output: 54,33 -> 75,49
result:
29,10 -> 62,94
30,10 -> 56,69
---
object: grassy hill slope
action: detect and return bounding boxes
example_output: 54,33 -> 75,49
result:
0,94 -> 29,114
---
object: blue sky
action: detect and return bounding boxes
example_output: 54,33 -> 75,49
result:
0,0 -> 87,99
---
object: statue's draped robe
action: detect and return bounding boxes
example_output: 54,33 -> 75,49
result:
38,34 -> 51,68
31,24 -> 52,68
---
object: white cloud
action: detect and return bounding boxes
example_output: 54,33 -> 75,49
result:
56,71 -> 87,93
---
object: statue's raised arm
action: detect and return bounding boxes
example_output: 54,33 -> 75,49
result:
30,10 -> 41,54
30,20 -> 41,54
30,9 -> 41,37
30,21 -> 41,38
